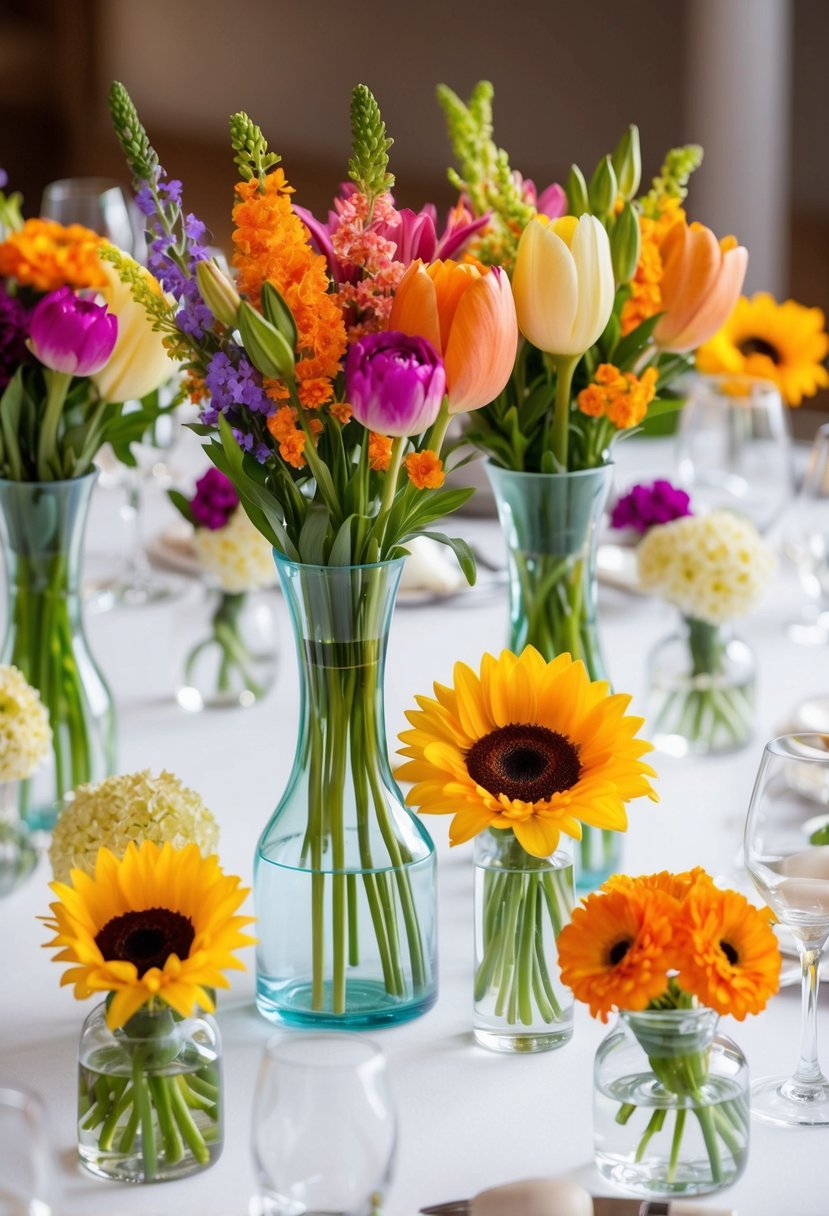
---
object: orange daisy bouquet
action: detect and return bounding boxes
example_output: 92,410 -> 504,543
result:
558,868 -> 780,1191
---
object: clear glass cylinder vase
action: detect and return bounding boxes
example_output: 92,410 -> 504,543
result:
594,1008 -> 749,1198
0,474 -> 116,830
254,556 -> 438,1028
174,584 -> 278,711
77,1001 -> 223,1183
473,828 -> 574,1053
0,778 -> 36,896
647,615 -> 755,757
487,462 -> 620,888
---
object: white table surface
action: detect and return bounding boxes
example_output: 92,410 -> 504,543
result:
2,434 -> 828,1216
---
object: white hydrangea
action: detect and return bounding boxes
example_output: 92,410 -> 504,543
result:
637,510 -> 775,625
192,508 -> 278,594
49,769 -> 219,883
0,664 -> 51,782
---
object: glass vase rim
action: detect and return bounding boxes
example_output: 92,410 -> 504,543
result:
273,551 -> 406,575
619,1005 -> 719,1027
691,372 -> 782,401
263,1031 -> 385,1071
484,459 -> 614,484
0,469 -> 99,491
86,999 -> 209,1039
762,732 -> 829,765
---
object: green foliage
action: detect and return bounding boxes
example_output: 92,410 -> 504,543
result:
348,84 -> 394,202
109,81 -> 160,185
230,112 -> 282,187
640,144 -> 704,217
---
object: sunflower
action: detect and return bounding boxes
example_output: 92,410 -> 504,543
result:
697,292 -> 829,406
396,647 -> 658,858
557,886 -> 674,1021
43,840 -> 255,1029
675,884 -> 781,1019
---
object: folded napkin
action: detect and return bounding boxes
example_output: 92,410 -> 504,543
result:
400,535 -> 466,594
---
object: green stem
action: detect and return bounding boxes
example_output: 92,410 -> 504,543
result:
36,370 -> 72,480
132,1052 -> 157,1181
550,355 -> 579,470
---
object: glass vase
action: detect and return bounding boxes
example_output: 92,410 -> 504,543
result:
594,1008 -> 749,1198
487,462 -> 619,888
254,556 -> 438,1028
647,616 -> 755,756
175,584 -> 278,712
473,828 -> 574,1053
0,474 -> 116,831
0,778 -> 36,896
77,1001 -> 223,1183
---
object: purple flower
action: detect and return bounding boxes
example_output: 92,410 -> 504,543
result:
204,349 -> 272,417
345,331 -> 446,437
190,467 -> 239,530
0,283 -> 30,390
137,170 -> 214,339
29,287 -> 117,376
610,479 -> 693,533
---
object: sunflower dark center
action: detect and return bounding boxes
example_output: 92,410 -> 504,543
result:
95,908 -> 195,977
465,723 -> 581,802
720,939 -> 739,966
608,938 -> 632,966
737,337 -> 780,363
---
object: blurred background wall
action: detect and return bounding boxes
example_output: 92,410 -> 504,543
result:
1,0 -> 826,408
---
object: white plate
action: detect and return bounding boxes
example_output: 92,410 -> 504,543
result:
596,542 -> 645,595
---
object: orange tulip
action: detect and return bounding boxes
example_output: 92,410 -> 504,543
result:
654,220 -> 748,353
390,259 -> 518,413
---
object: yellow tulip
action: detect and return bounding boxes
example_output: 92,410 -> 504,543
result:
91,258 -> 175,403
513,214 -> 615,357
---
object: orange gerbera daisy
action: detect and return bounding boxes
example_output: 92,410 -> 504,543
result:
558,886 -> 674,1021
604,867 -> 713,904
674,884 -> 781,1019
0,218 -> 106,292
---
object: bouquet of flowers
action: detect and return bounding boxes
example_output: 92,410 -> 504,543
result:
637,509 -> 774,752
170,469 -> 278,707
559,869 -> 780,1191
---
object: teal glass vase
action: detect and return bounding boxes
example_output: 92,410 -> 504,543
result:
487,462 -> 621,888
254,556 -> 438,1028
0,474 -> 116,830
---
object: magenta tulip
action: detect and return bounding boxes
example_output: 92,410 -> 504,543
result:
29,287 -> 117,376
345,331 -> 446,437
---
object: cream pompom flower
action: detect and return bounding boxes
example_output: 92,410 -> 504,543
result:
0,664 -> 51,781
49,769 -> 219,883
193,507 -> 278,594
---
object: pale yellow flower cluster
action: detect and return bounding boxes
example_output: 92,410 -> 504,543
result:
637,510 -> 774,625
0,664 -> 51,782
49,769 -> 219,883
193,508 -> 278,594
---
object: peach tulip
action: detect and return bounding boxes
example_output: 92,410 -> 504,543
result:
389,259 -> 518,413
654,221 -> 748,353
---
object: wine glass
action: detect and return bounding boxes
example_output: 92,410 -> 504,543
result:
787,422 -> 829,644
675,374 -> 793,534
0,1086 -> 55,1214
40,177 -> 137,254
252,1034 -> 396,1216
744,733 -> 829,1125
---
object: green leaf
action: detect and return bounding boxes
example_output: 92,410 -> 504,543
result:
215,417 -> 299,559
329,516 -> 355,567
298,504 -> 330,564
611,312 -> 662,369
411,530 -> 477,586
168,489 -> 196,526
0,368 -> 24,480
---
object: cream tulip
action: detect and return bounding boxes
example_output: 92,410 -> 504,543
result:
513,214 -> 615,357
91,258 -> 175,403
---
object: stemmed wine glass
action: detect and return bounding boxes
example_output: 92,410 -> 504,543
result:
744,733 -> 829,1125
787,422 -> 829,644
0,1086 -> 55,1214
252,1034 -> 396,1216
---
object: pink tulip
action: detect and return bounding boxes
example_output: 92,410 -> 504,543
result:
29,287 -> 117,376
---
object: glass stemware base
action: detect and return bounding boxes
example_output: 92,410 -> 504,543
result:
751,1074 -> 829,1126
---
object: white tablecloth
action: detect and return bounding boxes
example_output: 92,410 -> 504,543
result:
2,437 -> 828,1216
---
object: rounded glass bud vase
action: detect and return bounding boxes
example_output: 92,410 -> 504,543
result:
254,556 -> 438,1028
487,461 -> 619,889
0,474 -> 116,831
77,1001 -> 223,1183
175,583 -> 278,711
647,616 -> 755,756
473,828 -> 574,1053
594,1008 -> 749,1198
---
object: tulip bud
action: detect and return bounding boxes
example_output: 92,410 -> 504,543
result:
29,287 -> 117,376
611,125 -> 642,201
261,281 -> 298,352
565,164 -> 590,216
345,330 -> 445,437
610,202 -> 641,285
588,156 -> 618,218
196,258 -> 241,328
238,301 -> 295,380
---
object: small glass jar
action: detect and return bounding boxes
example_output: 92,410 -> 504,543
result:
473,829 -> 574,1053
647,616 -> 755,756
175,583 -> 278,711
77,1001 -> 223,1183
594,1008 -> 749,1198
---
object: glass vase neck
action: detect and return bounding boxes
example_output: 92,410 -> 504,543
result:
0,473 -> 97,598
622,1006 -> 720,1057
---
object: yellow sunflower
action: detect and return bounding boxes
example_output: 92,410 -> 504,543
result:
557,886 -> 675,1021
675,884 -> 781,1019
43,840 -> 255,1029
396,647 -> 658,858
697,292 -> 829,406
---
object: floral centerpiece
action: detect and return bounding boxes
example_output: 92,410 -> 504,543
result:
0,181 -> 175,827
397,645 -> 658,1052
44,837 -> 254,1183
558,869 -> 780,1196
0,663 -> 51,894
637,509 -> 774,754
170,468 -> 278,709
107,82 -> 518,1025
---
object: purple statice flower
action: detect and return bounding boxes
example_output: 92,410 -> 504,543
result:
190,467 -> 239,530
610,479 -> 693,534
0,282 -> 30,390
